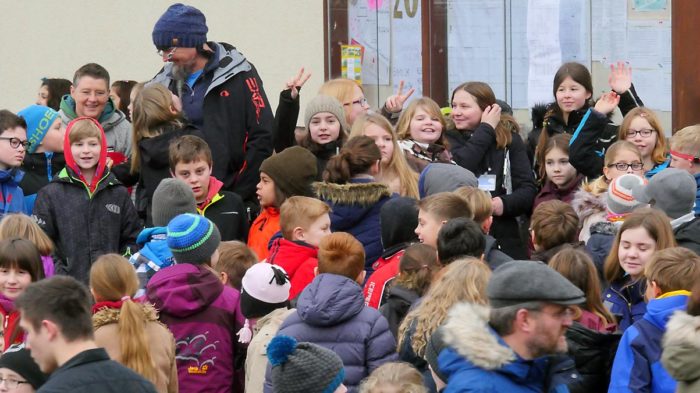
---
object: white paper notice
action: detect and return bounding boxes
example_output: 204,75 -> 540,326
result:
559,0 -> 590,66
447,0 -> 506,98
626,19 -> 672,111
391,0 -> 422,102
526,0 -> 561,107
348,0 -> 391,85
509,0 -> 529,108
591,0 -> 627,63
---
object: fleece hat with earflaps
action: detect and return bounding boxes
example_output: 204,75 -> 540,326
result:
236,262 -> 291,343
18,105 -> 59,154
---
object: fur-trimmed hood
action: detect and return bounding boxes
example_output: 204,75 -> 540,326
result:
589,220 -> 618,236
314,180 -> 391,206
571,187 -> 606,223
92,302 -> 160,329
662,311 -> 700,383
441,302 -> 515,370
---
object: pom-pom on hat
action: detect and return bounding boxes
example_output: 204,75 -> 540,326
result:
267,335 -> 345,393
152,3 -> 208,49
606,174 -> 648,221
152,178 -> 197,227
240,262 -> 291,319
17,105 -> 59,154
259,146 -> 318,199
304,95 -> 349,135
167,213 -> 221,264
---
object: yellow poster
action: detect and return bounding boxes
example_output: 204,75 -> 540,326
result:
341,45 -> 363,84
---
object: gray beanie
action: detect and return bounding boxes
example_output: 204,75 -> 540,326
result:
152,178 -> 198,227
606,174 -> 647,218
419,163 -> 478,197
631,168 -> 697,219
304,95 -> 348,134
267,335 -> 345,393
487,260 -> 585,308
167,213 -> 221,264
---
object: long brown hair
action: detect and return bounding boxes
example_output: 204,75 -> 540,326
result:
323,136 -> 381,184
397,258 -> 490,357
130,84 -> 184,173
538,133 -> 573,182
0,213 -> 54,256
90,254 -> 158,383
451,81 -> 519,149
536,62 -> 593,165
618,107 -> 667,166
549,248 -> 615,325
603,208 -> 677,284
350,113 -> 419,198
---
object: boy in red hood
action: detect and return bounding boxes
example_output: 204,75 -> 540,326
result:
268,196 -> 331,300
32,117 -> 141,284
170,135 -> 248,242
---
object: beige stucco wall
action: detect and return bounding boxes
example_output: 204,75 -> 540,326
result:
0,1 -> 325,117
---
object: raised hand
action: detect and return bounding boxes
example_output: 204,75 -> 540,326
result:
285,67 -> 312,100
594,91 -> 620,115
608,61 -> 632,94
384,80 -> 416,113
481,104 -> 502,129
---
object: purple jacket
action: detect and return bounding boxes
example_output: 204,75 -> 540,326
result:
266,273 -> 397,393
146,263 -> 243,393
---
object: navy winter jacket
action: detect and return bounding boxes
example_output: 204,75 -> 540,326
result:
266,273 -> 397,393
603,278 -> 647,333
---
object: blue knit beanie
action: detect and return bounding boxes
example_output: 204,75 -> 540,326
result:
17,105 -> 59,154
152,3 -> 208,49
167,213 -> 221,264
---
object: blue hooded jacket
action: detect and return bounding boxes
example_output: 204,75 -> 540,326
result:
608,292 -> 689,393
129,227 -> 174,297
0,168 -> 26,216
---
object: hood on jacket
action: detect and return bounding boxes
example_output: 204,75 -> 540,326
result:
197,176 -> 223,210
380,197 -> 418,249
62,117 -> 108,193
296,273 -> 365,327
93,302 -> 159,329
146,263 -> 224,318
645,293 -> 689,330
418,162 -> 477,198
662,311 -> 700,383
589,221 -> 619,236
531,103 -> 549,130
441,302 -> 515,371
572,187 -> 607,223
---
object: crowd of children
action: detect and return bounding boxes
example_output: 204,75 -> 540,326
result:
0,3 -> 699,393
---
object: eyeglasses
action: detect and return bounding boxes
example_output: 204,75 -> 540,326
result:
345,97 -> 368,107
0,137 -> 30,150
626,128 -> 655,138
157,47 -> 177,61
607,162 -> 644,171
0,377 -> 29,389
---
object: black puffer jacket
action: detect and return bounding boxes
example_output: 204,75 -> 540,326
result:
565,322 -> 622,393
446,125 -> 537,259
379,284 -> 419,338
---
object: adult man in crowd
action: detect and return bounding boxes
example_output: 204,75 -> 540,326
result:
16,276 -> 157,392
437,260 -> 584,392
149,3 -> 273,207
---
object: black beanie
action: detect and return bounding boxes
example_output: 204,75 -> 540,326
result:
380,197 -> 419,249
0,345 -> 47,389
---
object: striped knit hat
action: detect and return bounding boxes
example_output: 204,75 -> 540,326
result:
606,174 -> 648,221
167,213 -> 221,264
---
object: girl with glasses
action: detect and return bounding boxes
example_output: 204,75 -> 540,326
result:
618,107 -> 669,179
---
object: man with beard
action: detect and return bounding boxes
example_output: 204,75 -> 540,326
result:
435,260 -> 585,392
149,3 -> 273,210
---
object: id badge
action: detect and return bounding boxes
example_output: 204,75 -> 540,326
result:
478,175 -> 497,192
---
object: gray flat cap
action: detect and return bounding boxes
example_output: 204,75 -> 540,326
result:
487,260 -> 585,308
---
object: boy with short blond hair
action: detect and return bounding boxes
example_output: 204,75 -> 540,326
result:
268,232 -> 397,391
609,247 -> 700,393
669,125 -> 700,216
33,117 -> 141,284
214,240 -> 258,290
415,192 -> 472,248
268,196 -> 331,299
169,135 -> 248,241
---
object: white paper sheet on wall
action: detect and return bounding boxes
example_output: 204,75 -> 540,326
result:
626,19 -> 672,111
526,0 -> 561,107
591,0 -> 627,64
509,0 -> 530,109
447,0 -> 506,98
391,0 -> 423,102
348,0 -> 391,85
